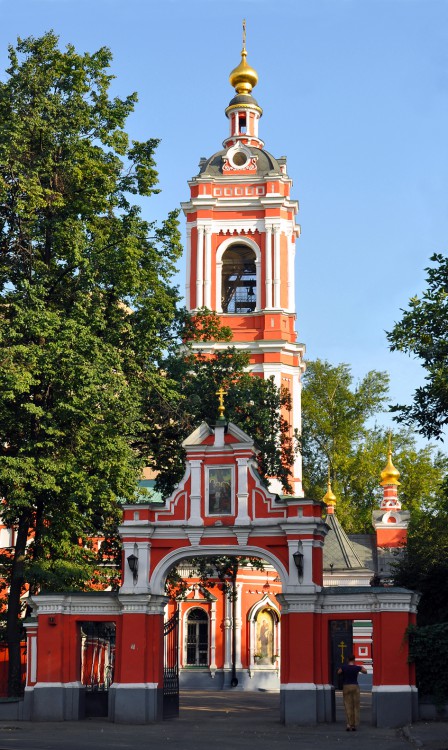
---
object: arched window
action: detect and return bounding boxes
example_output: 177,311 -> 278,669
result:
185,608 -> 209,666
221,244 -> 256,313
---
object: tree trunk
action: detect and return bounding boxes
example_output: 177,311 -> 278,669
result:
7,513 -> 30,697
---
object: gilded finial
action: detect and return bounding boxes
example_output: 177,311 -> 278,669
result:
380,434 -> 401,486
216,386 -> 226,419
229,20 -> 259,95
323,469 -> 337,507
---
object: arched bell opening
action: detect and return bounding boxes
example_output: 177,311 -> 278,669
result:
221,244 -> 257,313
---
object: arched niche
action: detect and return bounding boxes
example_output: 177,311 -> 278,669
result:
215,237 -> 261,313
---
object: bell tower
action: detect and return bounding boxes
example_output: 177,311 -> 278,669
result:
181,24 -> 305,496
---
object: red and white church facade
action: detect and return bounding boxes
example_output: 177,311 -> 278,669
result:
19,37 -> 419,727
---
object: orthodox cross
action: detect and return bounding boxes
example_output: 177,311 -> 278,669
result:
338,639 -> 347,663
242,18 -> 246,50
216,386 -> 226,419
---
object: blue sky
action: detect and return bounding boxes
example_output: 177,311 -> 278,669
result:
1,0 -> 447,442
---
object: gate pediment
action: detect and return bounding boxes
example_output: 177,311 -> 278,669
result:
154,420 -> 287,527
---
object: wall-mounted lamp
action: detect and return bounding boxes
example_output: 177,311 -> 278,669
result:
127,553 -> 139,583
293,541 -> 304,582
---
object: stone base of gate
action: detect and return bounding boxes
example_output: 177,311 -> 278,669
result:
372,686 -> 418,728
108,683 -> 163,723
27,682 -> 85,721
280,684 -> 334,725
180,668 -> 280,692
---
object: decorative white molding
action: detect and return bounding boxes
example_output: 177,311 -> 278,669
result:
372,685 -> 417,693
280,683 -> 317,690
109,682 -> 159,690
186,528 -> 204,545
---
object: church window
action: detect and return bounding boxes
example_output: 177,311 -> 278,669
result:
221,244 -> 256,313
185,608 -> 209,666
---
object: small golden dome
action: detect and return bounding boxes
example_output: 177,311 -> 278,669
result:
380,450 -> 401,486
229,49 -> 258,95
323,480 -> 337,507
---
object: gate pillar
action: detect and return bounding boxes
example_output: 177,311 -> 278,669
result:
277,593 -> 332,725
110,594 -> 167,724
371,591 -> 419,728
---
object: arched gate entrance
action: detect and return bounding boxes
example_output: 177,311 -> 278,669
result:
25,419 -> 419,726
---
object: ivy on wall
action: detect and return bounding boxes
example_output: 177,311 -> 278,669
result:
408,623 -> 448,707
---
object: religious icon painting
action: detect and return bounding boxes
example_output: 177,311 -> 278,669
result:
207,466 -> 234,515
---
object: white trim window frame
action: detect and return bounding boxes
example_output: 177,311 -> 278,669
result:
206,465 -> 235,517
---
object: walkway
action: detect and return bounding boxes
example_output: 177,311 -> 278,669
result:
0,692 -> 446,750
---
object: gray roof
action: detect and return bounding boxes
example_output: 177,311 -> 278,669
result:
198,147 -> 282,178
324,514 -> 374,573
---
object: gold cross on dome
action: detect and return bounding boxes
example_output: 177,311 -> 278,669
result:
242,19 -> 247,50
216,386 -> 226,419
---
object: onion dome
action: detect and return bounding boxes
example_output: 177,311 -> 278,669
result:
323,479 -> 337,510
229,47 -> 258,96
380,449 -> 401,486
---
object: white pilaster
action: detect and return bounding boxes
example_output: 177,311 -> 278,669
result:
288,234 -> 296,313
188,459 -> 204,526
185,226 -> 192,310
273,225 -> 281,308
196,225 -> 204,309
235,457 -> 251,525
204,225 -> 212,309
265,223 -> 272,309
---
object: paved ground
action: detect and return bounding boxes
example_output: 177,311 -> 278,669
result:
0,691 -> 446,750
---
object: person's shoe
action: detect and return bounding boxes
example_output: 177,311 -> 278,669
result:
351,727 -> 357,731
346,726 -> 351,731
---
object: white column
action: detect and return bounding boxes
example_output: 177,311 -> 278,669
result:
255,258 -> 261,311
265,224 -> 272,309
235,583 -> 243,668
210,600 -> 217,674
216,260 -> 223,312
273,225 -> 281,308
224,597 -> 232,669
288,233 -> 296,313
185,226 -> 192,310
204,225 -> 212,309
195,225 -> 204,309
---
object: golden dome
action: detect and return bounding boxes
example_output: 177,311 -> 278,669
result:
380,449 -> 401,486
229,50 -> 258,95
229,21 -> 258,95
323,480 -> 337,507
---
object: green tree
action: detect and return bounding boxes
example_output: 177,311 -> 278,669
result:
387,253 -> 448,440
301,359 -> 447,531
392,507 -> 448,626
151,311 -> 298,497
0,32 -> 182,694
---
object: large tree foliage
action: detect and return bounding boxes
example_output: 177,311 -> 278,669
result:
0,32 -> 182,693
151,311 -> 298,497
301,359 -> 447,532
392,506 -> 448,626
387,253 -> 448,440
